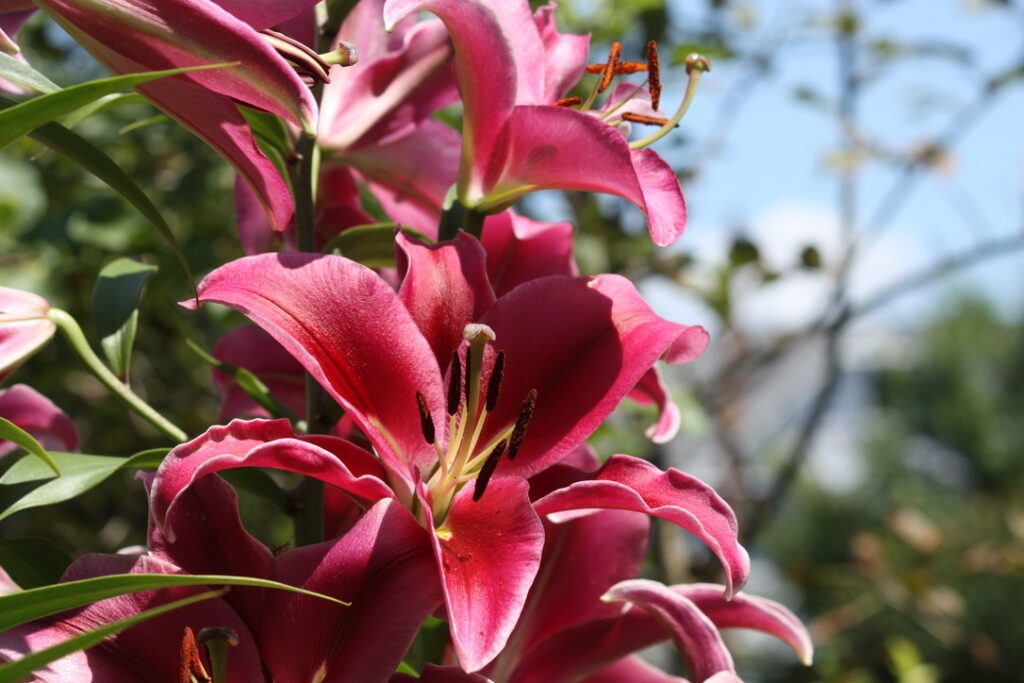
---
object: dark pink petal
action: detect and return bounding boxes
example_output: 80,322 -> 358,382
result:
211,326 -> 306,420
0,553 -> 264,682
422,477 -> 544,672
628,366 -> 681,444
487,510 -> 649,679
383,0 -> 517,199
676,584 -> 813,666
0,286 -> 54,381
320,10 -> 456,150
0,8 -> 34,55
0,384 -> 78,457
478,274 -> 707,477
208,0 -> 317,31
259,499 -> 442,683
480,211 -> 576,297
603,579 -> 735,681
344,118 -> 461,234
397,232 -> 496,367
234,178 -> 277,255
533,455 -> 749,597
187,253 -> 444,473
151,419 -> 397,542
479,105 -> 686,246
531,3 -> 589,103
579,656 -> 687,683
37,0 -> 317,129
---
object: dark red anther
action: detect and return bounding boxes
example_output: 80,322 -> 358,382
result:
585,61 -> 647,75
447,350 -> 462,415
416,390 -> 435,444
646,40 -> 661,110
622,112 -> 670,126
486,351 -> 505,412
473,440 -> 507,501
180,626 -> 211,683
553,96 -> 583,107
506,389 -> 538,461
599,42 -> 621,93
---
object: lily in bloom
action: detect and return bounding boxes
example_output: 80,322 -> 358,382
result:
0,384 -> 78,457
391,506 -> 811,682
382,0 -> 696,246
23,0 -> 355,232
0,285 -> 55,382
177,231 -> 749,671
0,469 -> 440,681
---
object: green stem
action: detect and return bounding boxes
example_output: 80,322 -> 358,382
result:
47,308 -> 187,443
437,196 -> 467,242
463,208 -> 487,239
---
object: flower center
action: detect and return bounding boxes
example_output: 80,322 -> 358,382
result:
417,324 -> 537,531
259,29 -> 357,87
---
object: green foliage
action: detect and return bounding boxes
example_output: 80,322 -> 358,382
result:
92,258 -> 157,380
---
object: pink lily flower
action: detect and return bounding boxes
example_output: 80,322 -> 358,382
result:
0,7 -> 35,94
175,233 -> 747,671
1,466 -> 440,681
28,0 -> 350,232
0,384 -> 78,457
390,503 -> 810,682
382,0 -> 689,246
0,285 -> 55,382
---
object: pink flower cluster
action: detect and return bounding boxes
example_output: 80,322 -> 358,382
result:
0,0 -> 812,681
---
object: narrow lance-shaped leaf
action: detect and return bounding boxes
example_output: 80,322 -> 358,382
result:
0,589 -> 226,683
0,63 -> 236,148
0,448 -> 169,522
185,338 -> 298,421
0,52 -> 58,94
0,417 -> 59,476
0,572 -> 349,634
93,258 -> 157,380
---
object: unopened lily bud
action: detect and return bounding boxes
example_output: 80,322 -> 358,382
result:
0,287 -> 55,381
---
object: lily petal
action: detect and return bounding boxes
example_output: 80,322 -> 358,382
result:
0,384 -> 78,457
602,579 -> 735,682
0,286 -> 54,381
477,274 -> 708,477
628,366 -> 681,444
151,419 -> 396,543
533,455 -> 749,598
579,656 -> 687,683
211,325 -> 306,420
480,211 -> 576,297
675,584 -> 814,666
187,253 -> 445,474
422,477 -> 544,672
396,231 -> 496,368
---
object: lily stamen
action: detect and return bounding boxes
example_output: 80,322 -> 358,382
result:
629,52 -> 712,150
416,390 -> 436,444
507,389 -> 537,461
553,96 -> 583,107
196,627 -> 239,683
180,626 -> 212,683
585,61 -> 648,75
646,40 -> 662,110
259,30 -> 357,86
622,113 -> 671,127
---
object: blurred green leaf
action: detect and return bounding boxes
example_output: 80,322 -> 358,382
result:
61,92 -> 146,130
800,245 -> 823,269
0,572 -> 349,633
0,589 -> 227,683
728,237 -> 760,268
185,338 -> 298,421
93,258 -> 157,380
0,53 -> 59,94
0,448 -> 167,522
0,417 -> 60,476
323,224 -> 432,268
0,537 -> 73,589
0,63 -> 234,149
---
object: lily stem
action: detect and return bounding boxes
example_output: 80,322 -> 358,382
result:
291,116 -> 326,546
464,208 -> 487,239
47,308 -> 187,443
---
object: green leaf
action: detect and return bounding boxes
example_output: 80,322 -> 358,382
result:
0,63 -> 235,149
322,224 -> 432,268
0,448 -> 167,522
93,258 -> 158,380
0,53 -> 59,94
0,572 -> 349,633
18,118 -> 195,294
219,468 -> 290,513
61,92 -> 146,130
0,538 -> 73,589
0,417 -> 60,476
0,589 -> 226,683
